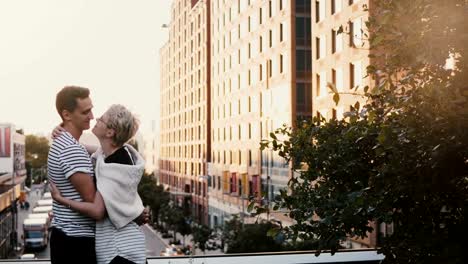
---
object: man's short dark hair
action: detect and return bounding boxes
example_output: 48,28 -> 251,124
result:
56,86 -> 90,120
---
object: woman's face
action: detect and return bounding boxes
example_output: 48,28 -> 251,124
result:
92,112 -> 110,139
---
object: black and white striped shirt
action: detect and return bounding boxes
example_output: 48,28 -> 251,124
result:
47,131 -> 95,237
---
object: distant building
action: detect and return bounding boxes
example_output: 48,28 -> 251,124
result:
0,123 -> 26,258
311,0 -> 369,120
208,0 -> 311,228
311,0 -> 378,248
142,120 -> 158,175
159,0 -> 211,224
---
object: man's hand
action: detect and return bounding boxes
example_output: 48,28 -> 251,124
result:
134,208 -> 150,226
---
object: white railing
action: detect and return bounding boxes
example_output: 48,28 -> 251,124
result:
0,249 -> 384,264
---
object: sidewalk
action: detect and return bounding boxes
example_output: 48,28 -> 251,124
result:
147,224 -> 224,256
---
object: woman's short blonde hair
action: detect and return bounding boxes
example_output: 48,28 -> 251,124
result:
105,104 -> 139,146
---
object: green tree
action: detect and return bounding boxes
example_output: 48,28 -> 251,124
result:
251,1 -> 468,263
222,215 -> 282,253
25,135 -> 50,169
160,202 -> 191,244
191,224 -> 213,253
138,173 -> 170,224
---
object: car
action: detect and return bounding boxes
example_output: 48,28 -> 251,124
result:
160,245 -> 184,256
20,253 -> 35,260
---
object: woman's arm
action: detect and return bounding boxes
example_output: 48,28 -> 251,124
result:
49,183 -> 106,220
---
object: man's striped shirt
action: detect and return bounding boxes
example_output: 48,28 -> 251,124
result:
47,131 -> 95,237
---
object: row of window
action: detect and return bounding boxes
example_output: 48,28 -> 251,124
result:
213,0 -> 287,33
160,158 -> 205,176
315,17 -> 363,60
213,56 -> 282,97
315,60 -> 362,97
161,124 -> 206,144
211,149 -> 256,167
315,0 -> 358,23
159,174 -> 207,197
161,105 -> 205,130
212,123 -> 254,142
161,87 -> 205,117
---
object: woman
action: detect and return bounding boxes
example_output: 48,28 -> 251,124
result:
50,104 -> 146,264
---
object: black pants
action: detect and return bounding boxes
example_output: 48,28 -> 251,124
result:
50,227 -> 96,264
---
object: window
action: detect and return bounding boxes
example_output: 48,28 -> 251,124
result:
316,35 -> 326,59
269,0 -> 272,17
269,30 -> 273,47
259,64 -> 263,81
296,17 -> 311,46
316,71 -> 327,97
332,67 -> 343,91
315,0 -> 325,22
248,43 -> 251,58
280,23 -> 284,42
350,61 -> 362,89
332,28 -> 343,53
296,83 -> 311,113
259,36 -> 263,52
259,7 -> 263,24
332,0 -> 342,14
280,54 -> 284,73
350,17 -> 363,47
297,50 -> 312,71
268,59 -> 272,77
248,16 -> 251,32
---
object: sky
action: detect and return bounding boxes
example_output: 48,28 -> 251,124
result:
0,0 -> 172,136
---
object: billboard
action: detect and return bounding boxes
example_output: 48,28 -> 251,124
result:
0,126 -> 11,157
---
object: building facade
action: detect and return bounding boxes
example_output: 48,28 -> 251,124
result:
207,0 -> 312,227
0,123 -> 26,258
159,0 -> 211,224
311,0 -> 370,120
311,0 -> 380,248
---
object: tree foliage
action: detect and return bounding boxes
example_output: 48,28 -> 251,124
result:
138,173 -> 170,224
159,201 -> 192,244
251,1 -> 468,263
191,224 -> 213,252
25,135 -> 50,168
221,216 -> 283,253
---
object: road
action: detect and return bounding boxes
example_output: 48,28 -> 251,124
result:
19,184 -> 50,259
142,224 -> 168,257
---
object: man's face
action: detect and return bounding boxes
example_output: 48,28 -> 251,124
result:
68,97 -> 94,131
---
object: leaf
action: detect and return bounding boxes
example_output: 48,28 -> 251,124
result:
247,201 -> 255,212
270,132 -> 277,140
364,85 -> 369,94
354,101 -> 360,111
337,25 -> 344,34
327,82 -> 338,93
333,93 -> 340,105
267,227 -> 280,237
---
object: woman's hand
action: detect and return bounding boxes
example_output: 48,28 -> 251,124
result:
49,183 -> 63,202
51,124 -> 66,139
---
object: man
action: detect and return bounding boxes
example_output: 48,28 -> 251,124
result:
48,86 -> 97,263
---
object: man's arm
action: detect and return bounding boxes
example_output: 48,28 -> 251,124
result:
69,172 -> 96,202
